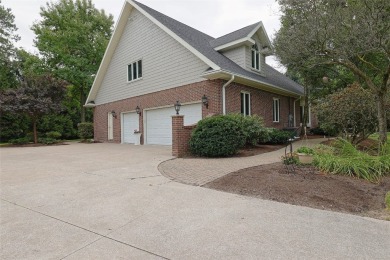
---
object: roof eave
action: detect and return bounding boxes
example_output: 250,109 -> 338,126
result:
202,70 -> 303,97
214,37 -> 255,51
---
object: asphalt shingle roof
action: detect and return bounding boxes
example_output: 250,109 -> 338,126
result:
134,1 -> 304,95
209,22 -> 260,48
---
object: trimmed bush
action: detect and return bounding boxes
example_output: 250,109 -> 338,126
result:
38,137 -> 57,144
189,115 -> 245,157
262,128 -> 294,144
78,122 -> 94,140
46,131 -> 62,140
9,137 -> 30,145
226,114 -> 268,145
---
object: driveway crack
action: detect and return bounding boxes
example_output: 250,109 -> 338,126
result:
1,198 -> 170,260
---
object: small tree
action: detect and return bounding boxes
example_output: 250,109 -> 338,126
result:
0,75 -> 67,143
314,83 -> 377,144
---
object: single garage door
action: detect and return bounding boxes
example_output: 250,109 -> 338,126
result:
122,112 -> 139,143
145,103 -> 202,145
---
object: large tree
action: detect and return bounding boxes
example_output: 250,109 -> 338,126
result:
0,75 -> 67,143
273,0 -> 390,144
0,0 -> 20,89
32,0 -> 113,122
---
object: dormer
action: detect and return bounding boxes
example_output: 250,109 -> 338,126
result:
210,22 -> 273,75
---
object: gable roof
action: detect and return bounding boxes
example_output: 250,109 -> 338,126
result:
86,0 -> 303,105
210,22 -> 261,48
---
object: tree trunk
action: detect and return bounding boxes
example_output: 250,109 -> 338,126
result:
33,118 -> 38,144
377,90 -> 388,145
80,90 -> 86,123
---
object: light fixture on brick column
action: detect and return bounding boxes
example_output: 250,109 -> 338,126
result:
174,100 -> 181,115
135,105 -> 141,116
201,94 -> 208,109
111,110 -> 117,118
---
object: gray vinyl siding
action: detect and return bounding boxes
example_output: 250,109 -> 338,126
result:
95,9 -> 209,105
245,35 -> 266,75
221,46 -> 246,69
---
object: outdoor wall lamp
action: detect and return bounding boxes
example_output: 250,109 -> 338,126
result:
174,100 -> 181,115
202,94 -> 209,109
111,110 -> 117,118
135,105 -> 141,116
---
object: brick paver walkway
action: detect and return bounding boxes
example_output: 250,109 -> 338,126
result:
158,138 -> 326,186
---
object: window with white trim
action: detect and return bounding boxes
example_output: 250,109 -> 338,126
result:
241,92 -> 250,116
108,113 -> 114,140
273,98 -> 280,122
127,59 -> 142,82
251,44 -> 260,70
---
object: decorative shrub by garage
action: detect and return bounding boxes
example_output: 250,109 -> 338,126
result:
78,122 -> 94,140
189,115 -> 245,157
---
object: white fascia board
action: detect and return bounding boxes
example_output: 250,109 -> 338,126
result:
214,37 -> 255,51
128,0 -> 220,71
86,2 -> 132,104
202,69 -> 302,97
247,21 -> 273,49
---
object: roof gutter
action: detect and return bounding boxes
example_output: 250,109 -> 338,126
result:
222,75 -> 235,115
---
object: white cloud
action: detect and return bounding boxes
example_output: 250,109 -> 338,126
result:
3,0 -> 284,70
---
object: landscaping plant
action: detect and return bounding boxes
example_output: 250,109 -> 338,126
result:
314,139 -> 390,182
189,115 -> 245,157
78,122 -> 94,141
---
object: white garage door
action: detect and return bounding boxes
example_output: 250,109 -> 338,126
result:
145,103 -> 202,145
122,112 -> 139,144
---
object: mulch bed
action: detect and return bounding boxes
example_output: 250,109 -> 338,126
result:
204,162 -> 390,220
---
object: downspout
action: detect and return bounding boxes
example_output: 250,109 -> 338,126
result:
293,96 -> 301,127
222,75 -> 235,115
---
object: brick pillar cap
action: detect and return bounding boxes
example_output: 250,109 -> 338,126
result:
172,115 -> 184,118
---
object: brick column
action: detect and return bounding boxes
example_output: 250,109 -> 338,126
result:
172,115 -> 184,157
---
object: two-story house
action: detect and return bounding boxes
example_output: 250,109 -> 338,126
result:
86,0 -> 310,146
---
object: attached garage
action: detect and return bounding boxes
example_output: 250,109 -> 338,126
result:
121,112 -> 139,144
145,103 -> 202,145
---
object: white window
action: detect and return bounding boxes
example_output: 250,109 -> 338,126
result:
273,98 -> 280,122
108,113 -> 113,140
251,44 -> 260,70
127,59 -> 142,82
241,92 -> 251,116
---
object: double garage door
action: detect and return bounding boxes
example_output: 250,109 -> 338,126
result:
122,103 -> 202,145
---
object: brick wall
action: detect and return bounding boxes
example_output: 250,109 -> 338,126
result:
93,80 -> 222,143
225,82 -> 297,129
172,115 -> 196,157
93,79 -> 303,144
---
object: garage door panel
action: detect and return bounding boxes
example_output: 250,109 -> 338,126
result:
145,103 -> 202,145
122,112 -> 139,144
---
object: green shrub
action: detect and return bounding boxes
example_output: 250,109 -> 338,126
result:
282,153 -> 299,165
38,137 -> 57,144
46,131 -> 62,140
78,122 -> 94,140
297,146 -> 314,155
9,137 -> 30,145
262,128 -> 294,144
189,115 -> 245,157
314,139 -> 390,182
226,114 -> 268,145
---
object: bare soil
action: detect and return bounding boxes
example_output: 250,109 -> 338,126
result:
204,162 -> 390,220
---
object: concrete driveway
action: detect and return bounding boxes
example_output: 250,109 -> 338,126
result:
1,143 -> 389,259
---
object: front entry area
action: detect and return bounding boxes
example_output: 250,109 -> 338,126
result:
121,112 -> 139,144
